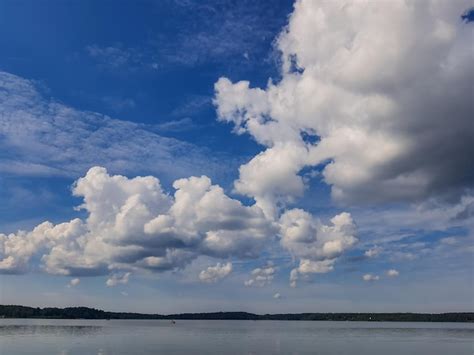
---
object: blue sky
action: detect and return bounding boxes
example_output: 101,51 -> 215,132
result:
0,0 -> 473,313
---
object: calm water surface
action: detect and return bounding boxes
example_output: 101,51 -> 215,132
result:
0,319 -> 473,355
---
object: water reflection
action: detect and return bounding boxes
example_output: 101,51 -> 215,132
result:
0,324 -> 102,336
58,350 -> 106,355
0,319 -> 472,355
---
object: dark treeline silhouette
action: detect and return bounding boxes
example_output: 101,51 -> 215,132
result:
1,305 -> 472,322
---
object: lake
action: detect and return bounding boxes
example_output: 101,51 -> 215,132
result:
0,319 -> 473,354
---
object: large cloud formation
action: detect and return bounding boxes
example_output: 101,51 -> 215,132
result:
215,0 -> 473,210
2,0 -> 471,287
0,167 -> 276,276
0,167 -> 354,284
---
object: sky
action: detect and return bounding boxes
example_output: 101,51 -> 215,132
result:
0,0 -> 473,314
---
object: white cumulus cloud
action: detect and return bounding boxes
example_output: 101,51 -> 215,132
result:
363,274 -> 380,282
387,269 -> 400,277
365,246 -> 383,258
106,272 -> 131,287
214,0 -> 474,208
199,262 -> 232,283
68,278 -> 80,288
280,210 -> 357,286
244,262 -> 276,287
0,167 -> 274,279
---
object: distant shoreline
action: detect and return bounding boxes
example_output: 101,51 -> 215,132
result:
1,305 -> 473,322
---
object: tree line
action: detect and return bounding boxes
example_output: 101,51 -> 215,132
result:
0,305 -> 472,322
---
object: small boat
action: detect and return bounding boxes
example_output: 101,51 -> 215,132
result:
171,320 -> 176,324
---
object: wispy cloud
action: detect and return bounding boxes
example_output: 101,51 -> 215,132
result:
85,45 -> 149,71
101,96 -> 136,112
85,1 -> 287,70
0,71 -> 226,181
170,95 -> 211,118
156,117 -> 196,132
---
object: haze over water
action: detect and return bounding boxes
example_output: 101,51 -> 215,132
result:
1,319 -> 473,355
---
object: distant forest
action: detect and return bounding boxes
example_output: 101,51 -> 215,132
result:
0,305 -> 472,322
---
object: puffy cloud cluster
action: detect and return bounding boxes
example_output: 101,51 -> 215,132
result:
214,0 -> 474,208
280,210 -> 357,286
362,274 -> 380,282
106,272 -> 131,287
68,278 -> 80,288
199,262 -> 232,283
0,165 -> 357,283
365,246 -> 383,258
244,262 -> 276,287
0,167 -> 275,278
0,219 -> 88,274
363,269 -> 400,281
387,269 -> 400,277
